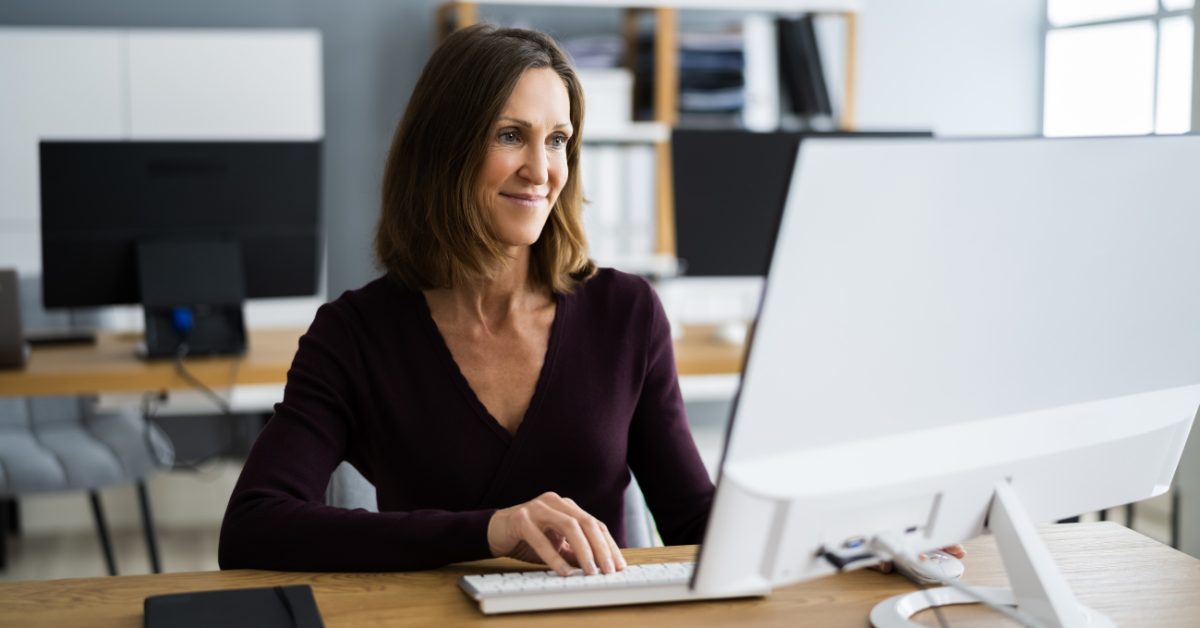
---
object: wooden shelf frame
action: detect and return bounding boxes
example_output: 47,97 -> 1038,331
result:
433,1 -> 858,256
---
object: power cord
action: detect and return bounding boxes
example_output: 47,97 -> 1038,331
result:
174,343 -> 234,415
163,342 -> 252,473
893,569 -> 951,628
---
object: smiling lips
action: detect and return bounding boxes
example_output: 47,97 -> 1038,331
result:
500,192 -> 547,208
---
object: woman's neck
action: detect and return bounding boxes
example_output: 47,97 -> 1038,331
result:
422,245 -> 551,330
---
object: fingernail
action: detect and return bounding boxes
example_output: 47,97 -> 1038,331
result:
603,559 -> 614,573
586,561 -> 598,575
557,565 -> 571,577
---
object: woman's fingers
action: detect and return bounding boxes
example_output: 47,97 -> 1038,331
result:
488,492 -> 623,576
598,517 -> 626,569
539,505 -> 601,574
556,496 -> 622,573
517,515 -> 573,576
941,544 -> 966,559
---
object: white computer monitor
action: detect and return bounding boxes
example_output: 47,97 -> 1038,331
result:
692,135 -> 1200,628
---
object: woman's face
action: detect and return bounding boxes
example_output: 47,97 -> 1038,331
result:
477,67 -> 572,250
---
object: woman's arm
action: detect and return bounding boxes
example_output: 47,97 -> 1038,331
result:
218,303 -> 496,572
625,286 -> 716,546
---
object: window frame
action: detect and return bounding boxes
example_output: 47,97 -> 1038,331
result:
1040,0 -> 1195,136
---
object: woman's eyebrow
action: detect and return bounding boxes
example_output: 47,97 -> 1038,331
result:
498,116 -> 572,131
499,117 -> 532,128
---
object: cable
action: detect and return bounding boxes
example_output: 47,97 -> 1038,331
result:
893,568 -> 951,628
871,532 -> 1052,628
166,343 -> 257,473
937,578 -> 1051,628
174,343 -> 234,415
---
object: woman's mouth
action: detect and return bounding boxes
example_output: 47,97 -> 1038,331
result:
500,193 -> 546,208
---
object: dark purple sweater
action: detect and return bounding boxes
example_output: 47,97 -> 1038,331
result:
218,269 -> 714,572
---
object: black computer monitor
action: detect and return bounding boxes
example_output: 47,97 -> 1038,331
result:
672,130 -> 932,277
39,141 -> 321,356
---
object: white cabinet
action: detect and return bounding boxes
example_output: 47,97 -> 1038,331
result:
128,30 -> 322,140
0,29 -> 126,275
0,27 -> 323,277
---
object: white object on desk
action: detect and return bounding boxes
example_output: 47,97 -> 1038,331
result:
711,320 -> 748,346
459,562 -> 769,614
693,135 -> 1200,627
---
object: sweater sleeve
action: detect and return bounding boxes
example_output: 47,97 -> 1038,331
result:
218,302 -> 497,572
625,285 -> 716,546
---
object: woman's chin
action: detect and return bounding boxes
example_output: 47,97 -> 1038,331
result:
494,226 -> 548,250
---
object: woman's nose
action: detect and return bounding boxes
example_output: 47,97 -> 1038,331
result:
519,145 -> 549,186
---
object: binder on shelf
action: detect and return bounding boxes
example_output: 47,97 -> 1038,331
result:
580,144 -> 657,267
777,15 -> 832,118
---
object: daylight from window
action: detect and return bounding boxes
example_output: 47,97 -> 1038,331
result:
1044,0 -> 1194,137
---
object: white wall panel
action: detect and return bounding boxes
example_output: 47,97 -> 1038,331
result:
856,0 -> 1044,137
0,28 -> 126,275
128,30 -> 323,140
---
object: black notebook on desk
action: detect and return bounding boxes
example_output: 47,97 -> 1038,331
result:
145,585 -> 325,628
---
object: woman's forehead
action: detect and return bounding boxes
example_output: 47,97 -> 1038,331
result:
497,67 -> 571,129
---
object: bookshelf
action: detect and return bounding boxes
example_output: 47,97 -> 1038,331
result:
434,0 -> 861,256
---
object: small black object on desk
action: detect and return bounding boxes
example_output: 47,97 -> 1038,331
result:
144,584 -> 325,628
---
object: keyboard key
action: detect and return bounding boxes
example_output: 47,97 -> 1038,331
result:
472,580 -> 501,594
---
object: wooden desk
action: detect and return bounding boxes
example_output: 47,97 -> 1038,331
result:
0,523 -> 1194,627
0,326 -> 744,397
0,329 -> 304,397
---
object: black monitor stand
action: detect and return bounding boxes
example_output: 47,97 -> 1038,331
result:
137,240 -> 247,359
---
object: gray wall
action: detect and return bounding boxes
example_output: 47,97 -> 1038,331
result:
0,0 -> 444,298
1,1 -> 1046,297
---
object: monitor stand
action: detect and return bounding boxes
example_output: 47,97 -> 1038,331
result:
870,482 -> 1115,628
137,240 -> 247,359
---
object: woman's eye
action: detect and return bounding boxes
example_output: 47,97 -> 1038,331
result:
498,131 -> 520,144
549,135 -> 567,149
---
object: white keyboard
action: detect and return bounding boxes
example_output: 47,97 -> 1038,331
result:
457,561 -> 769,614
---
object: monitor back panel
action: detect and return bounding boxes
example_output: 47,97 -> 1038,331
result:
727,135 -> 1200,463
39,141 -> 321,308
671,131 -> 932,278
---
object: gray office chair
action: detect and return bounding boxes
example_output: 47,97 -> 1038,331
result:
0,395 -> 175,575
324,461 -> 660,549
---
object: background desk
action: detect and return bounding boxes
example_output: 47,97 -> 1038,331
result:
0,523 -> 1194,627
0,325 -> 745,398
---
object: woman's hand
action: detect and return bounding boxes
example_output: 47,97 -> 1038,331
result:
487,492 -> 627,577
873,544 -> 966,573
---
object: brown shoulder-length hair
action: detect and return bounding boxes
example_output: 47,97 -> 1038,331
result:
374,24 -> 596,294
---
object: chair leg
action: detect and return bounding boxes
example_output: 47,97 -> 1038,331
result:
88,492 -> 117,576
6,498 -> 19,535
0,499 -> 8,570
137,481 -> 162,574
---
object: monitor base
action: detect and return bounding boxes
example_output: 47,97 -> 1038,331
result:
870,586 -> 1114,628
872,480 -> 1117,628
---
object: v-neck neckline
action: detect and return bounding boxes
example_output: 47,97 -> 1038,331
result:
413,286 -> 566,447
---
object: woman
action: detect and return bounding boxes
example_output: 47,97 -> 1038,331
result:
218,24 -> 713,577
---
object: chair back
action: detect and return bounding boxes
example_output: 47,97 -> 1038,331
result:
324,462 -> 659,548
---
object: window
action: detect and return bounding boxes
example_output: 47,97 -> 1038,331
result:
1043,0 -> 1194,136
